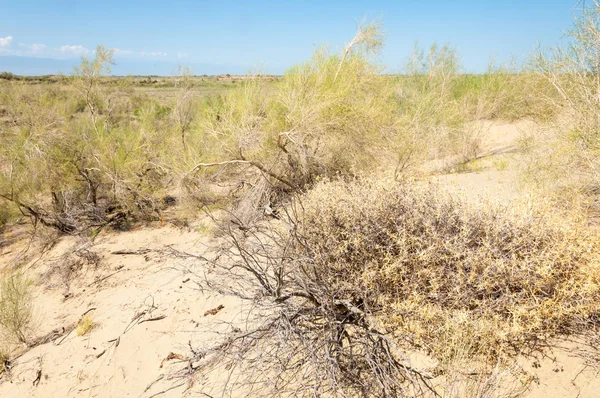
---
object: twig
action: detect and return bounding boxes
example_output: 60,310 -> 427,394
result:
138,315 -> 167,325
88,270 -> 124,287
142,374 -> 164,394
112,249 -> 151,255
32,368 -> 42,387
147,381 -> 186,398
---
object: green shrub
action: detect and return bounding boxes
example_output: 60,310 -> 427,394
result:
0,47 -> 175,233
0,72 -> 20,81
530,1 -> 600,208
185,22 -> 418,217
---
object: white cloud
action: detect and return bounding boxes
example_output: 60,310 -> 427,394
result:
113,48 -> 168,58
60,45 -> 91,55
0,36 -> 13,47
19,43 -> 47,53
1,39 -> 170,61
30,43 -> 46,51
177,52 -> 189,59
8,43 -> 50,57
113,48 -> 134,55
140,51 -> 167,57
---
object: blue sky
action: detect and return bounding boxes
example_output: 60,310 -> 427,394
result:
0,1 -> 580,76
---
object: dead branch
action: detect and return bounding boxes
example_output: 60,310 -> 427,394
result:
176,205 -> 440,397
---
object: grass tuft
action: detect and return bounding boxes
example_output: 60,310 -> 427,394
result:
0,272 -> 33,345
75,315 -> 97,336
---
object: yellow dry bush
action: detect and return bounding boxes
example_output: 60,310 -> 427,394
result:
294,178 -> 600,363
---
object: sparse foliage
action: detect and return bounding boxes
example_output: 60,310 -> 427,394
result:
530,0 -> 600,206
0,273 -> 33,344
171,66 -> 197,149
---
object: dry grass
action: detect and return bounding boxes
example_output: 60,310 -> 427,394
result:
75,315 -> 97,336
0,272 -> 33,345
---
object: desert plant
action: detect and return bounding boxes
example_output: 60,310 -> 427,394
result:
293,179 -> 600,361
0,272 -> 33,344
69,45 -> 115,133
185,177 -> 600,397
75,315 -> 97,336
0,201 -> 11,230
171,66 -> 197,149
0,348 -> 9,374
530,0 -> 600,207
395,43 -> 481,169
0,47 -> 177,233
183,22 -> 408,226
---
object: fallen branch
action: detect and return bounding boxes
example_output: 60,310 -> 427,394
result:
143,374 -> 165,394
185,156 -> 297,190
112,249 -> 151,255
88,269 -> 124,287
147,381 -> 186,398
138,315 -> 167,324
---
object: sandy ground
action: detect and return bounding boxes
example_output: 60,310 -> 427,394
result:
0,223 -> 260,397
1,119 -> 600,397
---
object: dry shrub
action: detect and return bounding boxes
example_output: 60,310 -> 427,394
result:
0,201 -> 11,230
297,179 -> 600,363
187,177 -> 598,396
0,272 -> 33,344
395,44 -> 495,170
396,46 -> 552,172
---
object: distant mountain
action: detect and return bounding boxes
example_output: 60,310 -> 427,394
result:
0,56 -> 255,76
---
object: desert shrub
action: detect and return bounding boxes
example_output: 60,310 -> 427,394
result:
268,46 -> 396,182
530,1 -> 600,208
0,347 -> 9,374
198,23 -> 391,179
0,200 -> 19,230
394,44 -> 465,164
393,43 -> 496,169
194,178 -> 600,396
185,22 -> 421,224
450,67 -> 552,123
295,179 -> 600,362
0,272 -> 33,344
394,46 -> 551,170
0,72 -> 20,81
0,47 -> 178,233
0,203 -> 10,230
